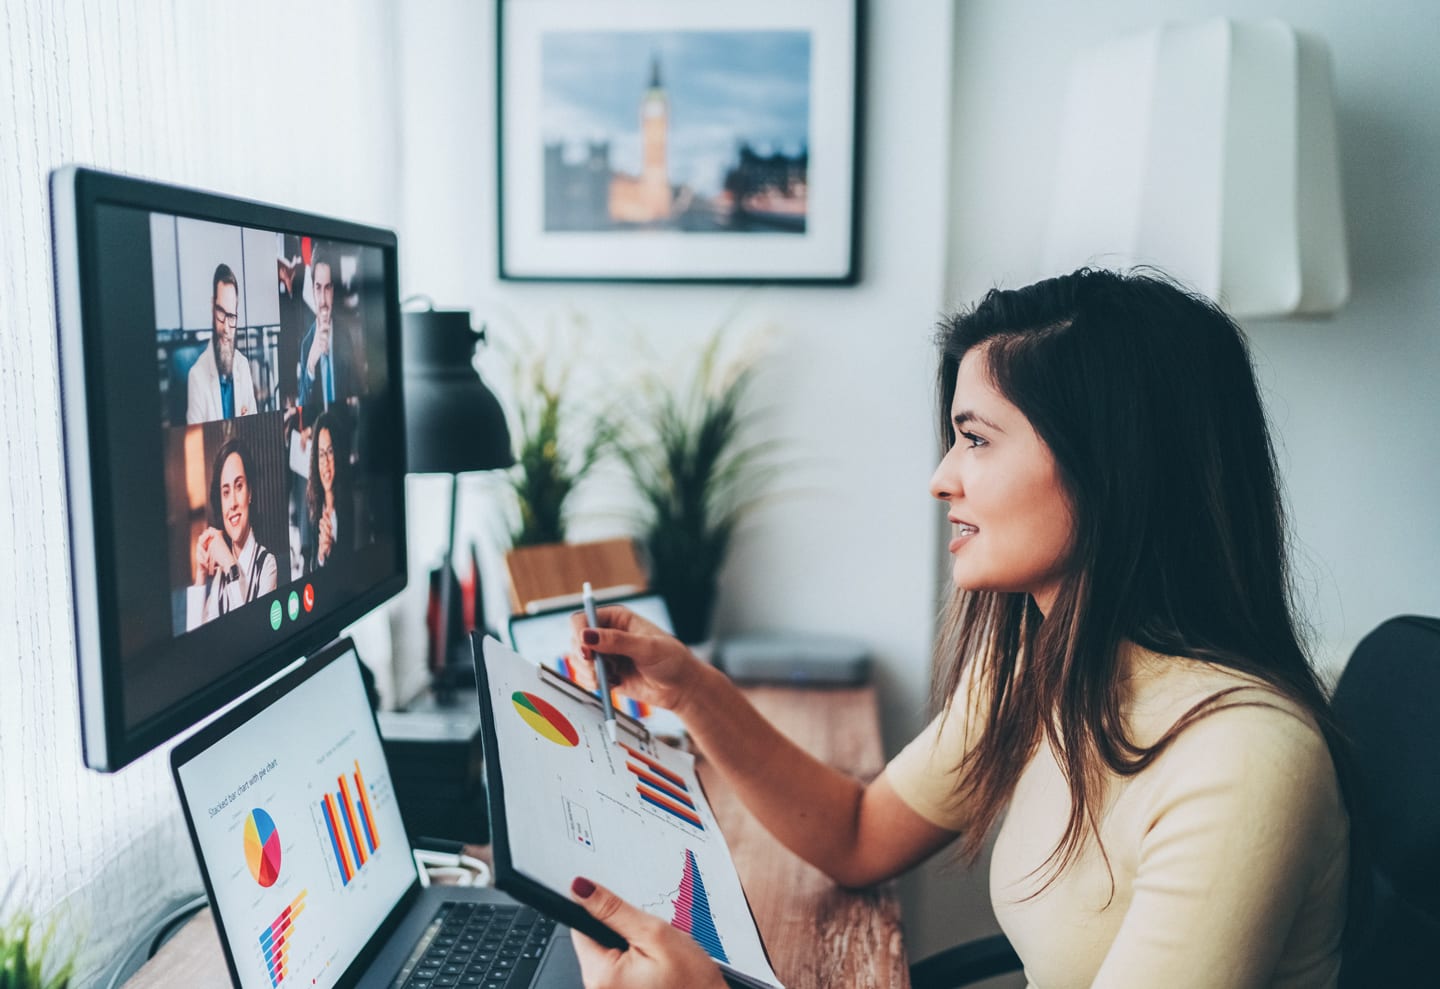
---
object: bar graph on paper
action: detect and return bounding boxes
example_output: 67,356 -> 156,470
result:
316,760 -> 382,886
669,850 -> 728,964
621,743 -> 704,831
257,889 -> 307,987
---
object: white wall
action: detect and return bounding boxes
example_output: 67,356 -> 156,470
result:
0,1 -> 402,982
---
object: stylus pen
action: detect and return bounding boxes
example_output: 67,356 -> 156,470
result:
582,582 -> 619,743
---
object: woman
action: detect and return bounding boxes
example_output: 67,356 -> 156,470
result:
195,436 -> 278,620
563,269 -> 1353,988
303,411 -> 350,572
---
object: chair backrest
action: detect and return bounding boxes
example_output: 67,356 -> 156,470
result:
1330,615 -> 1440,985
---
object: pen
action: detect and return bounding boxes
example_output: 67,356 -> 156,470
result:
582,582 -> 619,743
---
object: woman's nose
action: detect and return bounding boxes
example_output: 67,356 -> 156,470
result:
929,447 -> 962,502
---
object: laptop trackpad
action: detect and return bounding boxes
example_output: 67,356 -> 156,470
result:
534,930 -> 582,986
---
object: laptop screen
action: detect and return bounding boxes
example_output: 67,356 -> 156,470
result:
174,647 -> 414,989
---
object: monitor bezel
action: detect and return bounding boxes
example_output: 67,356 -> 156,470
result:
51,165 -> 408,772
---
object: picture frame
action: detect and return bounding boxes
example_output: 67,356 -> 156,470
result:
497,0 -> 862,285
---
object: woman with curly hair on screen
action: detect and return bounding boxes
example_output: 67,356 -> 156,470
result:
303,410 -> 351,572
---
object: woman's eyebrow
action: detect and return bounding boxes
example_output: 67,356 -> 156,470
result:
953,410 -> 1006,433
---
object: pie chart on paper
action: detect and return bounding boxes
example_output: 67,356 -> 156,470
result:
512,691 -> 580,747
243,808 -> 282,887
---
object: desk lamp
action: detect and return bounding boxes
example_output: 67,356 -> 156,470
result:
402,303 -> 514,703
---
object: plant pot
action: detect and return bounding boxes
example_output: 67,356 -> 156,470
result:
657,577 -> 717,647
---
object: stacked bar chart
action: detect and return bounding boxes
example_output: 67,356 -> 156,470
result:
671,850 -> 728,963
621,744 -> 703,830
319,760 -> 381,886
257,888 -> 307,986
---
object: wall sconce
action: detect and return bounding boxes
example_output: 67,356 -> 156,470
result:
1043,17 -> 1349,318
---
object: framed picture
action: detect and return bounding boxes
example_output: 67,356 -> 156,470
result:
497,0 -> 862,284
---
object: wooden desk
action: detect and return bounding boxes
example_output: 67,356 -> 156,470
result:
125,685 -> 910,988
699,685 -> 910,988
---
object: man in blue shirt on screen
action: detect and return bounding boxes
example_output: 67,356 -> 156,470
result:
299,243 -> 352,415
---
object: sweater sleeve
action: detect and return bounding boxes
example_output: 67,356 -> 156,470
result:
882,661 -> 989,833
1091,701 -> 1347,989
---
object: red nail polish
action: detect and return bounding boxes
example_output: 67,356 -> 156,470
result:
572,876 -> 596,898
582,630 -> 599,645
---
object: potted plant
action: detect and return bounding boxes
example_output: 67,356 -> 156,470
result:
0,888 -> 76,989
504,344 -> 617,548
620,330 -> 778,645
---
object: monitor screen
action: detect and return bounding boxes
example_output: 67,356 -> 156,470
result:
52,167 -> 407,771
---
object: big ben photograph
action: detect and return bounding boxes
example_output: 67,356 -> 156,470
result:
499,1 -> 860,283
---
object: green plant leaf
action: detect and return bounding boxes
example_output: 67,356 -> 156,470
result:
0,907 -> 75,989
614,326 -> 786,641
501,345 -> 617,547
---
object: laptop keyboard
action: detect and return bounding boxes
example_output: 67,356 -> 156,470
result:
393,901 -> 557,988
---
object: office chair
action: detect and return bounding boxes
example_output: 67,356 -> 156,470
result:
1329,614 -> 1440,987
910,614 -> 1440,988
909,931 -> 1021,988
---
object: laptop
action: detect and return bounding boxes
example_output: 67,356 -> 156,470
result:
172,637 -> 581,988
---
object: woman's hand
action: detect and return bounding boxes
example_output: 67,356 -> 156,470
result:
194,527 -> 232,583
568,877 -> 726,989
317,512 -> 333,565
567,606 -> 707,713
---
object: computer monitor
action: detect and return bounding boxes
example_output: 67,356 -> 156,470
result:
51,167 -> 408,771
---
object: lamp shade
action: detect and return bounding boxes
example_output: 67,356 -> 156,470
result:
402,308 -> 515,474
1043,17 -> 1349,318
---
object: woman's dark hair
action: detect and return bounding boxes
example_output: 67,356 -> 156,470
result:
932,268 -> 1352,900
307,411 -> 349,525
208,436 -> 251,538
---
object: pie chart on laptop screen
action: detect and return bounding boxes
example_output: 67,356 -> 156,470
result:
512,691 -> 580,747
243,808 -> 282,887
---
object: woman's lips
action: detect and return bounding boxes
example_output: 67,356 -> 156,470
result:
947,522 -> 979,553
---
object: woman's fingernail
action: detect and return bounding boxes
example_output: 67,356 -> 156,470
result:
572,876 -> 596,898
582,630 -> 599,645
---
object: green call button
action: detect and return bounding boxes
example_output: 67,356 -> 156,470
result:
287,591 -> 300,621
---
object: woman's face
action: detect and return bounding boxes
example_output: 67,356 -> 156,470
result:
317,427 -> 335,495
219,452 -> 251,546
929,348 -> 1075,614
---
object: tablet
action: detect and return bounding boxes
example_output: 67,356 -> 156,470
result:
473,634 -> 784,989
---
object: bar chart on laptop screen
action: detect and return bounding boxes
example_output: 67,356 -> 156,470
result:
256,888 -> 307,987
312,759 -> 386,890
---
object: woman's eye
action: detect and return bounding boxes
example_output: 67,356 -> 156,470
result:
960,431 -> 987,449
